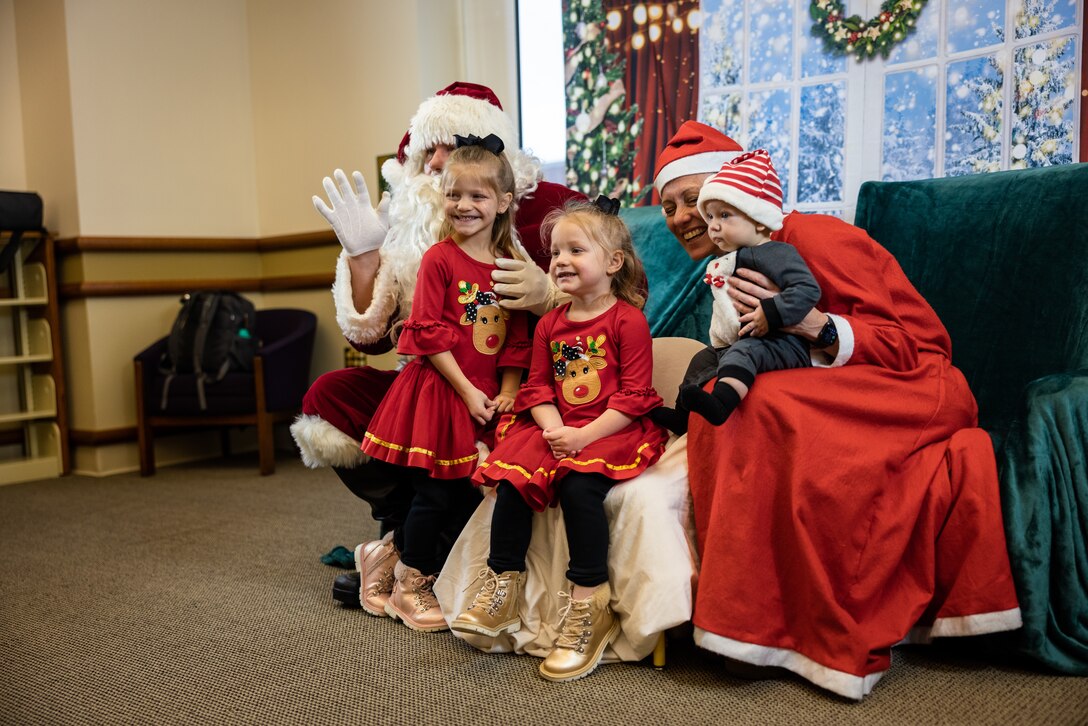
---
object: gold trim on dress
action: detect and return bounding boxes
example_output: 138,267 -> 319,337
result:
479,441 -> 656,480
363,431 -> 480,467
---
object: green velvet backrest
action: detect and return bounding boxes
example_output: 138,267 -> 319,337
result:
620,205 -> 712,344
854,163 -> 1088,440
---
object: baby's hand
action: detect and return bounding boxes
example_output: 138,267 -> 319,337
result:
493,391 -> 516,414
740,304 -> 770,337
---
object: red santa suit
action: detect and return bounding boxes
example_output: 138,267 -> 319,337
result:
687,212 -> 1021,699
361,240 -> 530,479
291,81 -> 584,472
474,300 -> 669,510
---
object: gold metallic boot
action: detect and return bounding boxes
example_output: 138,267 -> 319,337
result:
539,583 -> 619,682
384,561 -> 449,633
450,567 -> 526,638
354,534 -> 399,617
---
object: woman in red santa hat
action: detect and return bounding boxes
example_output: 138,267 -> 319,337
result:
653,120 -> 1021,700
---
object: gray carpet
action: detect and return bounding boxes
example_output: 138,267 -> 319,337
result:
2,455 -> 1086,725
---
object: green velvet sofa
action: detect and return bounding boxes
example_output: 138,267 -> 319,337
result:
622,161 -> 1088,675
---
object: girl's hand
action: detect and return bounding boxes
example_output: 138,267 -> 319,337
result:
493,391 -> 517,413
541,426 -> 586,459
739,305 -> 770,337
461,386 -> 497,425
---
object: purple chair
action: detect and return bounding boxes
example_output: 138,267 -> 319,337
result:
134,308 -> 316,475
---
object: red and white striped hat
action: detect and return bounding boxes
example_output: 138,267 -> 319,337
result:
696,149 -> 784,231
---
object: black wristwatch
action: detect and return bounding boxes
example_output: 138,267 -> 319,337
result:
814,317 -> 838,349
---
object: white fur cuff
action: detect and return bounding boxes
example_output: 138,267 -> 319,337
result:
290,414 -> 367,469
333,251 -> 398,346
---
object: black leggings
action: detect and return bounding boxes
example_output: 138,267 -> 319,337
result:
334,459 -> 416,536
488,472 -> 615,587
336,460 -> 477,571
391,467 -> 478,575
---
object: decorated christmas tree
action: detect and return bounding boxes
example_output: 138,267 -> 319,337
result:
1011,37 -> 1075,168
562,0 -> 645,204
946,56 -> 1004,176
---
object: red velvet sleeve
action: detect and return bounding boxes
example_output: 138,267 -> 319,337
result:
514,312 -> 558,411
775,213 -> 936,371
396,245 -> 458,356
515,182 -> 588,269
348,334 -> 395,356
607,305 -> 663,417
498,308 -> 532,370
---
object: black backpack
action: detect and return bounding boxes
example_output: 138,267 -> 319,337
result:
0,191 -> 45,273
159,291 -> 259,410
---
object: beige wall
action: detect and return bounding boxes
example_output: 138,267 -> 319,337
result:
0,0 -> 27,189
12,0 -> 79,235
247,0 -> 520,236
4,0 -> 520,476
65,0 -> 260,237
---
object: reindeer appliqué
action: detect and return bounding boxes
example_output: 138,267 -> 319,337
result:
458,281 -> 508,355
551,334 -> 607,405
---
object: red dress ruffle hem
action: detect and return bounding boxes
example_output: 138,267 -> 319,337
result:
361,239 -> 530,479
473,300 -> 669,510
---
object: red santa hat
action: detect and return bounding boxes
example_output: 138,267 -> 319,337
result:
653,121 -> 744,194
382,81 -> 521,187
696,149 -> 784,231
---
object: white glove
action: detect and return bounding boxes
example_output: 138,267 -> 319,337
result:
492,257 -> 565,316
312,169 -> 390,257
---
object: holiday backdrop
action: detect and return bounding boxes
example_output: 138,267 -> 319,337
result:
561,0 -> 1084,211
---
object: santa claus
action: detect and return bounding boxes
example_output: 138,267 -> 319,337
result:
290,82 -> 584,609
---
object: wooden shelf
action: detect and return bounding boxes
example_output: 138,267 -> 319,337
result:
0,262 -> 47,305
0,230 -> 69,483
0,422 -> 62,486
0,374 -> 55,423
0,319 -> 53,365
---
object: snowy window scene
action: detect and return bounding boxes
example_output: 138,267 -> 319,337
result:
700,0 -> 848,215
545,0 -> 1082,219
882,0 -> 1081,180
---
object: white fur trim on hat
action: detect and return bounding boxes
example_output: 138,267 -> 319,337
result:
654,151 -> 741,194
697,182 -> 784,232
381,155 -> 406,190
404,94 -> 519,175
381,96 -> 540,201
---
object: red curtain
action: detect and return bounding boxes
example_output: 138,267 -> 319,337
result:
602,0 -> 701,205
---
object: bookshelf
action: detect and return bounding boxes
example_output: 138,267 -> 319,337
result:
1,231 -> 68,484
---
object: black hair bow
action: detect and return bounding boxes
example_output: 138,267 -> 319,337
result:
454,133 -> 505,155
594,195 -> 621,216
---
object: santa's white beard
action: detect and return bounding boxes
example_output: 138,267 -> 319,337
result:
381,173 -> 446,320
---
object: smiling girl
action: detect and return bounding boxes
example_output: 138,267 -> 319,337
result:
358,135 -> 531,632
453,198 -> 669,683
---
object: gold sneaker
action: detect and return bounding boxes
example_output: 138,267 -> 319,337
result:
539,583 -> 619,682
384,561 -> 448,633
451,567 -> 526,638
354,535 -> 399,618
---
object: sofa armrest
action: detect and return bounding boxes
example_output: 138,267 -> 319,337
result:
997,368 -> 1088,675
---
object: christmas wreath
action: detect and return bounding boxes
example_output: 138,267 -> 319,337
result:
810,0 -> 928,60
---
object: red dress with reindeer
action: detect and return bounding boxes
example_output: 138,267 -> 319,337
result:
361,239 -> 531,479
473,300 -> 669,511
